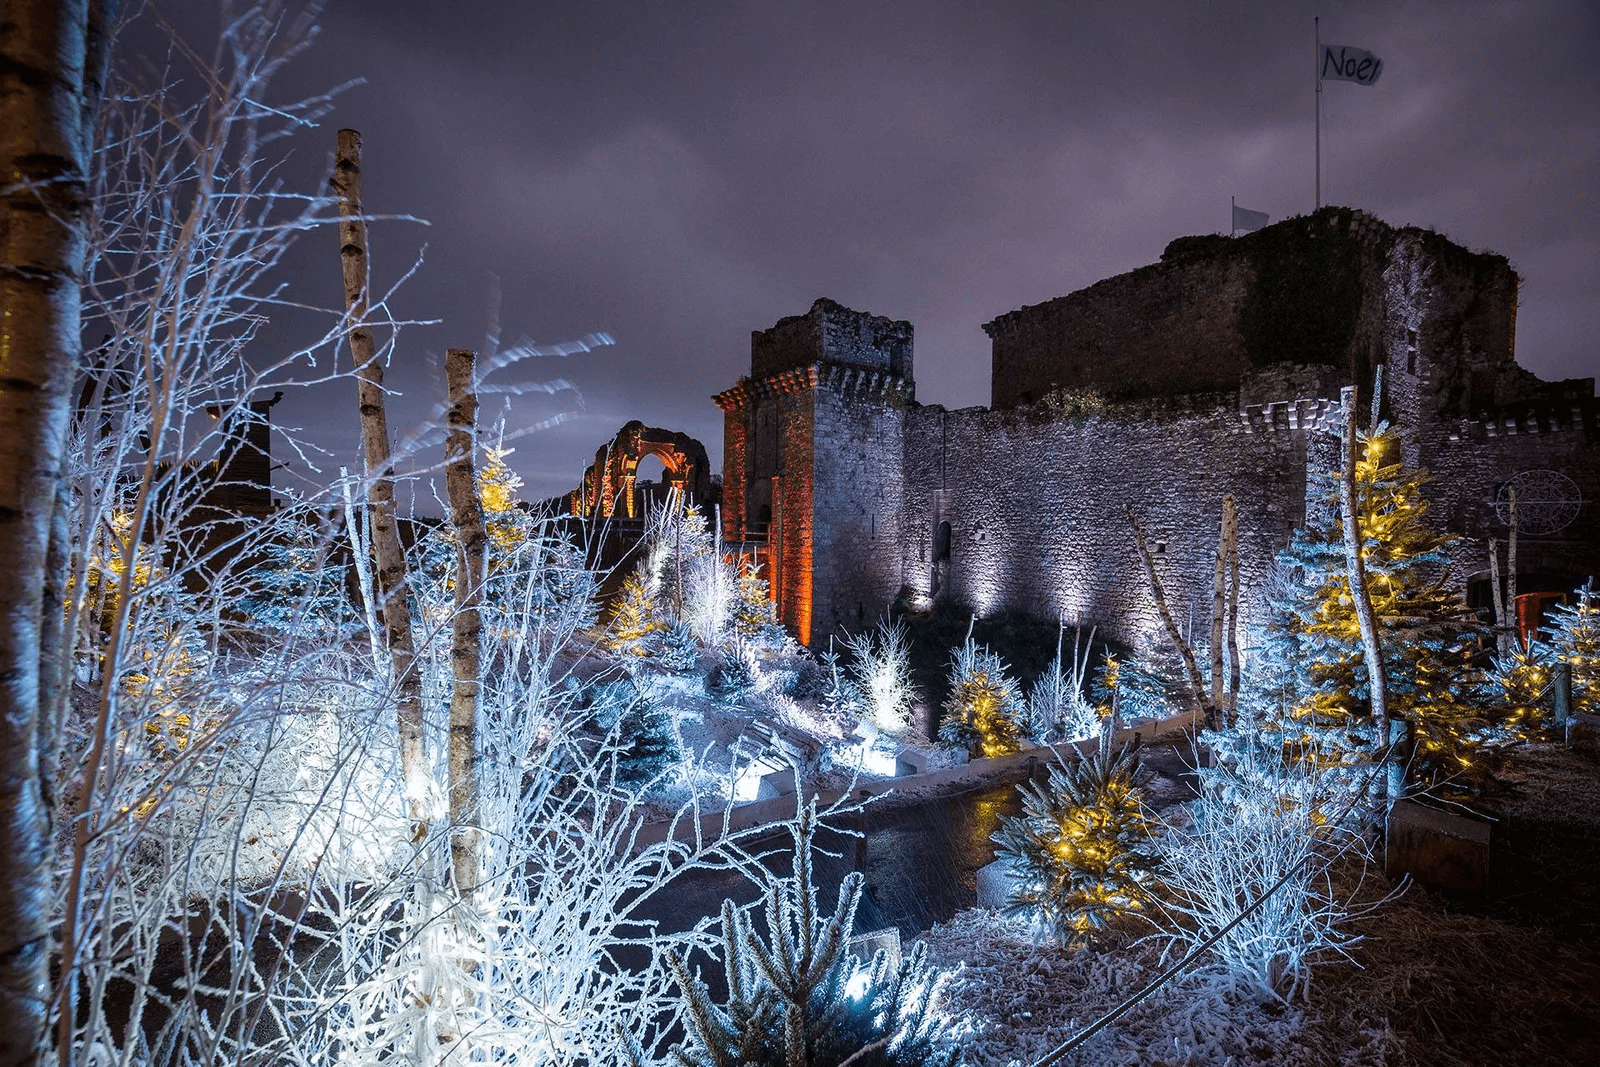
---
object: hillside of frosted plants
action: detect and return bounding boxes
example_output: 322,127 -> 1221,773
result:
18,4 -> 1599,1067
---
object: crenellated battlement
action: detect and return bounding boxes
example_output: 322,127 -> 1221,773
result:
1236,396 -> 1343,435
714,363 -> 913,411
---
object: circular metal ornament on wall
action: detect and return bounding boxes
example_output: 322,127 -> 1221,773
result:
1493,469 -> 1582,535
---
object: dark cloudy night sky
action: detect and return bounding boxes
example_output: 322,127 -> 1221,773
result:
219,0 -> 1599,504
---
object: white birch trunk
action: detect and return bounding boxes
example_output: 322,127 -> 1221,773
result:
1210,503 -> 1227,713
332,128 -> 429,824
1507,488 -> 1519,648
0,1 -> 109,1057
1337,386 -> 1389,749
1488,537 -> 1508,654
1222,494 -> 1241,722
443,348 -> 484,899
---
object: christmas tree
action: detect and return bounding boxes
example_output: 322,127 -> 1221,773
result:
1541,578 -> 1600,716
665,801 -> 958,1067
1266,425 -> 1490,793
938,636 -> 1024,757
992,733 -> 1159,947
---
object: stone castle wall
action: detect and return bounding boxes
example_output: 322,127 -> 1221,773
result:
718,211 -> 1596,653
896,394 -> 1321,650
984,209 -> 1519,418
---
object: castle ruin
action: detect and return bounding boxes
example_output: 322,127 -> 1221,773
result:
714,207 -> 1599,650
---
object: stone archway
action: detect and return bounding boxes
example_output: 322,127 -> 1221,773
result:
578,420 -> 713,518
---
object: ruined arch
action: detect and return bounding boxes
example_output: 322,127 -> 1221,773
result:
578,420 -> 713,518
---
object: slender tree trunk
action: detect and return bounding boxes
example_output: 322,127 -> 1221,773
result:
1489,537 -> 1506,654
1126,504 -> 1211,724
332,128 -> 428,823
1507,488 -> 1519,648
0,2 -> 114,1059
1210,502 -> 1226,713
1222,494 -> 1241,723
443,348 -> 484,899
1337,386 -> 1389,747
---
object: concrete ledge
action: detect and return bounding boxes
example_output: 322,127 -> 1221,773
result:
976,858 -> 1022,909
847,926 -> 902,967
757,766 -> 798,800
1385,799 -> 1491,891
1567,713 -> 1600,754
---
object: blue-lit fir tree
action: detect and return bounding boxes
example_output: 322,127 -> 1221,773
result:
1262,425 -> 1492,794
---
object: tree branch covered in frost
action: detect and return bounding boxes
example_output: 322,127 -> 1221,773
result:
1146,732 -> 1389,1003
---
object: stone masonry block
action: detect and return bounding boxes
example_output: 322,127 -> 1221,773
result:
976,859 -> 1021,910
1385,799 -> 1490,891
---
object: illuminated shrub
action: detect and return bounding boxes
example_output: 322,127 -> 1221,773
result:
992,737 -> 1159,947
844,617 -> 915,736
605,561 -> 662,654
1151,732 -> 1375,1002
939,638 -> 1024,757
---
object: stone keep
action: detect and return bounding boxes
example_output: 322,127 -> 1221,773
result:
715,298 -> 914,645
717,208 -> 1599,649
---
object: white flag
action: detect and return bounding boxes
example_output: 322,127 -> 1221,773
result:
1232,204 -> 1269,233
1321,44 -> 1383,86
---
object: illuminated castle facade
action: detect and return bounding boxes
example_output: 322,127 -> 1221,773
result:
714,208 -> 1599,649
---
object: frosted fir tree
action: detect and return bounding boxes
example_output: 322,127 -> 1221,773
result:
733,561 -> 790,650
664,801 -> 959,1067
1089,648 -> 1181,727
580,678 -> 681,786
605,559 -> 664,655
938,635 -> 1024,757
1542,578 -> 1600,716
992,731 -> 1158,948
1265,425 -> 1491,793
238,518 -> 358,641
478,441 -> 532,552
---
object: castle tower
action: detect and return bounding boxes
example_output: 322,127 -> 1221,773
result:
714,298 -> 914,645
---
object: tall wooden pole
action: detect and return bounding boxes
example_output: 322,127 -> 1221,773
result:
332,128 -> 428,824
443,348 -> 484,899
1338,386 -> 1389,748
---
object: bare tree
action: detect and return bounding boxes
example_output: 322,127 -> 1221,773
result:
332,126 -> 430,825
443,347 -> 485,898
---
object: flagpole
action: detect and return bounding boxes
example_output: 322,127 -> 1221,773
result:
1315,16 -> 1322,209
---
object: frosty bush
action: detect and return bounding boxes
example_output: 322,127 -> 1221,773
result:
844,616 -> 916,737
939,636 -> 1024,757
653,619 -> 704,673
712,640 -> 761,704
1025,622 -> 1099,743
1149,731 -> 1380,1002
993,735 -> 1159,947
666,800 -> 960,1067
